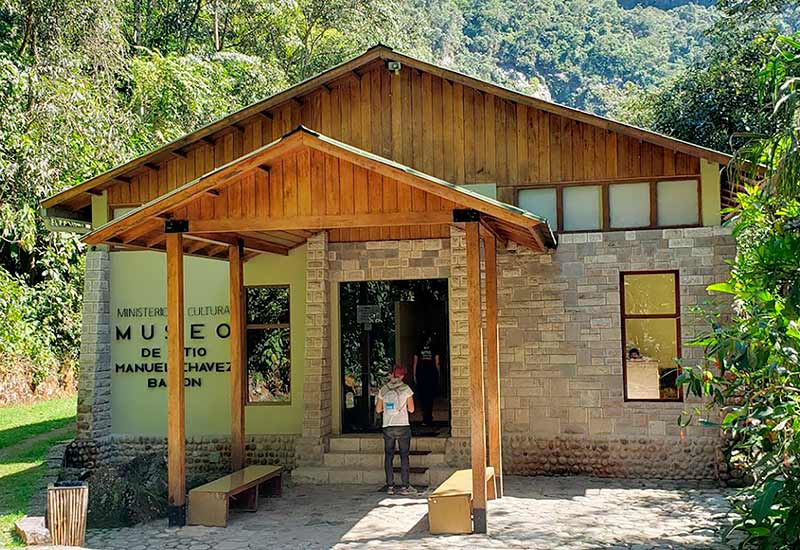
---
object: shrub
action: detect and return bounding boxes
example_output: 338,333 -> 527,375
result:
86,454 -> 167,528
678,35 -> 800,549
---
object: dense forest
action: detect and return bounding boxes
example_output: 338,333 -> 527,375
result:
0,0 -> 796,378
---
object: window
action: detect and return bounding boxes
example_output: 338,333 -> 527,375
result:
657,180 -> 699,226
518,188 -> 557,226
563,185 -> 602,231
609,182 -> 650,229
620,271 -> 682,401
245,286 -> 291,404
515,178 -> 701,233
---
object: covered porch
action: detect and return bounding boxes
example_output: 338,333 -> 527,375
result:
82,126 -> 556,533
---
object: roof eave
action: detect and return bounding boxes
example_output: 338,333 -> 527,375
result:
44,43 -> 731,212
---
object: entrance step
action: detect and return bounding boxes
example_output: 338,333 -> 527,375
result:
323,450 -> 446,468
328,436 -> 447,454
292,465 -> 455,487
293,435 -> 453,487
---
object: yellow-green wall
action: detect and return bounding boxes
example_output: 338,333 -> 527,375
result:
91,192 -> 108,227
244,248 -> 307,434
109,247 -> 306,436
701,159 -> 722,227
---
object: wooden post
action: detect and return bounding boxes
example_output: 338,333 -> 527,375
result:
229,242 -> 246,471
483,229 -> 503,498
465,221 -> 487,533
166,232 -> 186,527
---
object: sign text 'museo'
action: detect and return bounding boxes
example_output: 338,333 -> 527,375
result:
113,304 -> 231,389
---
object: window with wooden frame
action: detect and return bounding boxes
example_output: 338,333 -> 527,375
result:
620,271 -> 682,402
245,286 -> 291,404
517,178 -> 701,233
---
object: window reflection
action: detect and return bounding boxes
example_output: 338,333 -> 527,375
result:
621,272 -> 681,401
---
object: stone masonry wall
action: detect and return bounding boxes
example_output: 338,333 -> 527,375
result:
70,227 -> 735,482
77,247 -> 112,441
447,226 -> 735,479
328,238 -> 451,283
328,236 -> 457,431
65,246 -> 114,479
296,232 -> 332,465
106,435 -> 297,480
447,227 -> 470,441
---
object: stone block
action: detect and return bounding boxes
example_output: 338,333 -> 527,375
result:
15,516 -> 50,546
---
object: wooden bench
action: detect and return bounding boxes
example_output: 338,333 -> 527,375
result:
428,467 -> 496,534
188,465 -> 282,527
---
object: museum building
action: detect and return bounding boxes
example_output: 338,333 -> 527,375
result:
42,45 -> 736,525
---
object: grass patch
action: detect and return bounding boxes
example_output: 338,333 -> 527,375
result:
0,396 -> 77,450
0,396 -> 76,547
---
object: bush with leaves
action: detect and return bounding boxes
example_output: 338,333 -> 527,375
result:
86,454 -> 168,528
678,35 -> 800,549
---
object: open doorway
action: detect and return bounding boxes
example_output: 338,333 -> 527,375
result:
339,279 -> 450,436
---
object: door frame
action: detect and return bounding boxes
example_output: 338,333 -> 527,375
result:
331,278 -> 452,435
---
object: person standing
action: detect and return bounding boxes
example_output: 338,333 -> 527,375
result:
376,365 -> 416,495
413,335 -> 440,426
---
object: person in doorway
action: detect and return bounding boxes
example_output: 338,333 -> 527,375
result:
413,334 -> 440,426
376,365 -> 416,495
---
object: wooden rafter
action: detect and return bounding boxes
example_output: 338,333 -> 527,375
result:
83,135 -> 305,243
121,218 -> 162,244
144,231 -> 166,248
82,130 -> 552,252
186,233 -> 289,256
238,231 -> 298,248
187,211 -> 453,234
185,238 -> 209,254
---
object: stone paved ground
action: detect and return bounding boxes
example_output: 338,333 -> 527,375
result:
81,476 -> 738,550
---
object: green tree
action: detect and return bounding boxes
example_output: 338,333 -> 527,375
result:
678,35 -> 800,548
614,0 -> 799,151
615,26 -> 778,152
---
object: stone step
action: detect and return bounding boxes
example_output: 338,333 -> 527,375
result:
323,451 -> 446,468
292,465 -> 455,487
328,436 -> 447,454
394,466 -> 428,474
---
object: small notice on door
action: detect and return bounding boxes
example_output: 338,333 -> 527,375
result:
356,304 -> 380,324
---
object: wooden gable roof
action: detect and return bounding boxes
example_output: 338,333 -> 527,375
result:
44,45 -> 731,215
82,127 -> 555,258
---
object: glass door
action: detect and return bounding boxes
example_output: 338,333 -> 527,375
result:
339,279 -> 449,434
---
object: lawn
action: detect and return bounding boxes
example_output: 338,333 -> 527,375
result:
0,395 -> 76,547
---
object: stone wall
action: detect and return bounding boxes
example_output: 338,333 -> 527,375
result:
327,237 -> 452,282
70,227 -> 735,481
296,232 -> 332,465
475,226 -> 733,479
106,435 -> 295,477
447,227 -> 470,440
77,247 -> 112,441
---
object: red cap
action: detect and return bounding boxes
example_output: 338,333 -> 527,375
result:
392,365 -> 407,378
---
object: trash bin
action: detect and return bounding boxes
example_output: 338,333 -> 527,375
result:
46,481 -> 88,546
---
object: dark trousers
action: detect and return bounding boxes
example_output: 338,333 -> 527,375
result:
416,364 -> 438,424
383,425 -> 411,486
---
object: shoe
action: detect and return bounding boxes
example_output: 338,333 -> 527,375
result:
399,485 -> 417,496
379,484 -> 396,494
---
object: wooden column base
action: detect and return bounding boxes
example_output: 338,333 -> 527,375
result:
473,507 -> 487,534
167,504 -> 186,527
